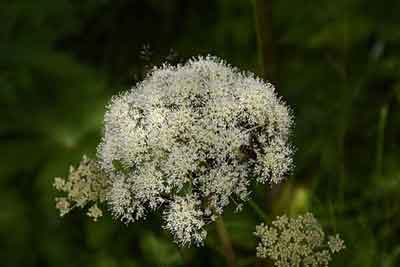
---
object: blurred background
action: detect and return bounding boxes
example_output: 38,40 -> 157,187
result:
1,0 -> 400,266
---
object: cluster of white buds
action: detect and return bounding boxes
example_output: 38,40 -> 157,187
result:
255,213 -> 345,267
55,56 -> 293,246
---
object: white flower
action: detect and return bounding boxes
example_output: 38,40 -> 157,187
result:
328,234 -> 346,253
56,56 -> 293,246
87,204 -> 103,221
255,213 -> 345,267
163,195 -> 207,247
53,155 -> 108,220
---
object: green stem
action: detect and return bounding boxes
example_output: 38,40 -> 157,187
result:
248,199 -> 269,222
176,246 -> 186,265
215,217 -> 236,267
376,104 -> 388,177
253,0 -> 276,83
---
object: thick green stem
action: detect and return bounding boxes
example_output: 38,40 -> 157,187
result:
253,0 -> 276,83
215,218 -> 236,267
253,5 -> 283,267
177,246 -> 186,265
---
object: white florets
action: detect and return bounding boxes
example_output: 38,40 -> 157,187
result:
163,194 -> 207,247
53,155 -> 108,220
254,213 -> 345,267
93,56 -> 293,246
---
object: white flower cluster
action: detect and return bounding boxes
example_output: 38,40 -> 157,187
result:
55,56 -> 293,246
54,155 -> 108,221
97,56 -> 293,245
255,213 -> 345,267
163,195 -> 207,246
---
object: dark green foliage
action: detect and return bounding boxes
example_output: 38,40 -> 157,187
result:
0,0 -> 399,266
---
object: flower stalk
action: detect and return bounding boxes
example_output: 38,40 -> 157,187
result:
216,218 -> 236,267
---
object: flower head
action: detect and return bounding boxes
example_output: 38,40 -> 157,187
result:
255,213 -> 345,267
53,155 -> 108,220
97,56 -> 293,245
56,56 -> 293,246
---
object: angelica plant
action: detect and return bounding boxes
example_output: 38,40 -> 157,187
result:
54,56 -> 293,246
255,213 -> 345,267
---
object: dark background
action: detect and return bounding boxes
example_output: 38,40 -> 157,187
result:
1,0 -> 400,266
